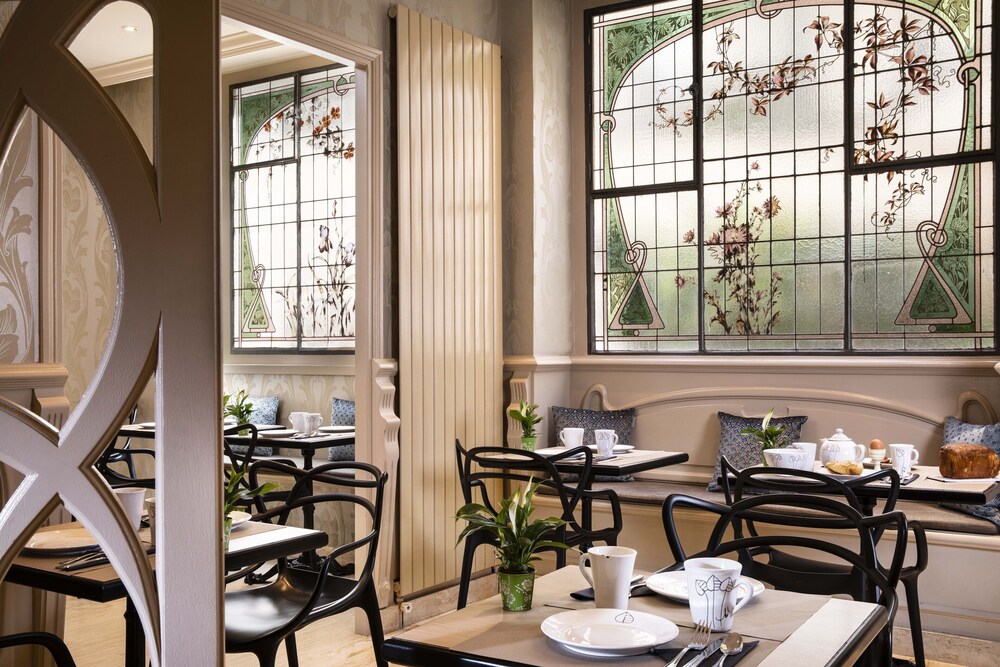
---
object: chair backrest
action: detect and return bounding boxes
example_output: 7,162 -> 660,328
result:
661,492 -> 909,612
246,460 -> 388,617
455,439 -> 592,533
0,632 -> 77,667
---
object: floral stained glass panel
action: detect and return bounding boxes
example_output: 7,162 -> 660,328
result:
231,65 -> 357,352
589,0 -> 994,353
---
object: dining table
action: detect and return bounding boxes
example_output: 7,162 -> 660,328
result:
730,462 -> 1000,516
487,447 -> 689,533
7,519 -> 328,667
118,423 -> 357,471
382,565 -> 888,667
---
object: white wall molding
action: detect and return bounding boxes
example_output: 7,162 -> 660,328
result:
369,358 -> 399,609
503,355 -> 573,371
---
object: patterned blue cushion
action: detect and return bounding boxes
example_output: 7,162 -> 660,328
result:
708,412 -> 808,492
230,396 -> 280,456
551,407 -> 636,482
331,397 -> 356,426
550,406 -> 635,447
940,417 -> 1000,530
327,443 -> 355,461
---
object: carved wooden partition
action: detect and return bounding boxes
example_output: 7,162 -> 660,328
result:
0,2 -> 220,665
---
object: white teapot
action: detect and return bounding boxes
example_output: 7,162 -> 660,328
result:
820,428 -> 866,464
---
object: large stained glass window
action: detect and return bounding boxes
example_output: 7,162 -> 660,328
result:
589,0 -> 994,353
230,65 -> 356,352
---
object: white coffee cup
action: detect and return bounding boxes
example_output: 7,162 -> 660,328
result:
889,443 -> 920,477
145,497 -> 157,546
305,413 -> 323,436
559,427 -> 585,448
685,557 -> 754,631
791,441 -> 817,464
594,429 -> 619,458
112,487 -> 146,531
579,546 -> 637,609
289,411 -> 309,432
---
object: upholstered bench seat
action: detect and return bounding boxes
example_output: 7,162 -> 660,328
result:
586,480 -> 999,536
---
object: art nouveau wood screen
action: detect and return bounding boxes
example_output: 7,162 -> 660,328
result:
588,0 -> 995,353
0,1 -> 221,665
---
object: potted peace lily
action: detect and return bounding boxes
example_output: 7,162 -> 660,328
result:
222,466 -> 277,551
223,389 -> 255,435
508,401 -> 542,451
740,408 -> 789,465
456,479 -> 567,611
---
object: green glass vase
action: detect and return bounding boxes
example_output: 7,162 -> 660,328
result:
520,436 -> 537,452
223,515 -> 234,552
498,569 -> 535,611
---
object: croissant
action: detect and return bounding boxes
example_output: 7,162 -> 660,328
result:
826,460 -> 863,475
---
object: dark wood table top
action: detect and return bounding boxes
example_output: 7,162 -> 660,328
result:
6,521 -> 327,603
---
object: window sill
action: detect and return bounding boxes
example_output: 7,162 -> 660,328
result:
224,353 -> 356,377
570,355 -> 1000,376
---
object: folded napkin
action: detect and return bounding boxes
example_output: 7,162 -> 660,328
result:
652,640 -> 759,666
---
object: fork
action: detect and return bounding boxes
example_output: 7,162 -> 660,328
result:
663,621 -> 710,667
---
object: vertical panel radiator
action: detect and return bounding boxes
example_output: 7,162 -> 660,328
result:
394,4 -> 503,598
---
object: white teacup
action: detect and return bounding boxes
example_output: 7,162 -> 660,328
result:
889,443 -> 919,477
112,487 -> 146,531
791,441 -> 817,464
289,411 -> 309,432
594,429 -> 619,458
762,447 -> 812,471
579,546 -> 637,609
304,413 -> 323,436
685,557 -> 754,631
559,427 -> 584,448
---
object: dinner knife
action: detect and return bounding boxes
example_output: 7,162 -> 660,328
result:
683,636 -> 724,667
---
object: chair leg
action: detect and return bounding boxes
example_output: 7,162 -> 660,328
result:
903,579 -> 925,667
255,647 -> 278,667
554,548 -> 566,569
361,580 -> 388,667
284,633 -> 298,667
457,540 -> 476,610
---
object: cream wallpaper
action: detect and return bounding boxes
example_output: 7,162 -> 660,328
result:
223,372 -> 355,424
61,79 -> 154,410
0,110 -> 39,364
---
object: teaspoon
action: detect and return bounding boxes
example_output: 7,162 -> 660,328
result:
710,632 -> 744,667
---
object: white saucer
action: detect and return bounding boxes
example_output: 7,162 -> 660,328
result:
645,571 -> 765,603
227,510 -> 252,528
259,428 -> 298,438
319,425 -> 354,433
24,528 -> 99,556
540,608 -> 678,656
135,422 -> 156,429
587,444 -> 635,454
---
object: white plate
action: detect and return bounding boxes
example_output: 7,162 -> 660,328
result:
319,425 -> 354,433
587,444 -> 635,454
227,511 -> 252,528
24,528 -> 99,556
259,428 -> 298,438
645,571 -> 766,604
135,422 -> 156,429
540,609 -> 678,656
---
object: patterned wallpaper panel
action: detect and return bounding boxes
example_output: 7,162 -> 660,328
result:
223,372 -> 354,426
0,110 -> 39,364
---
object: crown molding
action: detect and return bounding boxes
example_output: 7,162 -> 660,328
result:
89,32 -> 275,86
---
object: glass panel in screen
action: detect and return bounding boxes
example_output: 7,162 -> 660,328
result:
589,0 -> 995,353
231,65 -> 357,352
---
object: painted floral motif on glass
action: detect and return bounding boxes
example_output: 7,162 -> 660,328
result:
589,0 -> 994,352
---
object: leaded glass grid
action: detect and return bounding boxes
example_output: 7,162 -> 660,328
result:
589,0 -> 995,353
230,64 -> 357,352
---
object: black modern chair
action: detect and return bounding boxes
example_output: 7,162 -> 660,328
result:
662,491 -> 912,666
719,456 -> 929,666
0,632 -> 76,667
96,406 -> 157,489
100,405 -> 140,478
224,460 -> 388,667
455,439 -> 623,609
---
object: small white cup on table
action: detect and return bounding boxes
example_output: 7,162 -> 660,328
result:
144,497 -> 156,545
594,429 -> 618,458
289,411 -> 309,432
559,427 -> 584,448
889,443 -> 919,477
305,412 -> 323,436
685,557 -> 754,631
112,487 -> 146,531
579,545 -> 637,609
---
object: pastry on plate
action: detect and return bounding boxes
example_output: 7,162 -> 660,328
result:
826,460 -> 863,475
